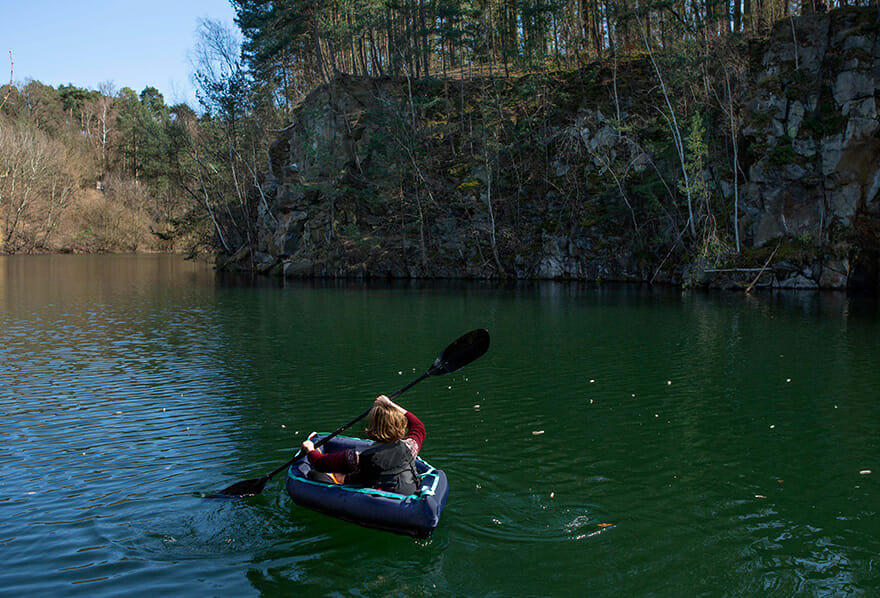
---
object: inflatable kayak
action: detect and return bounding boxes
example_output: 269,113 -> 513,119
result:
285,434 -> 450,538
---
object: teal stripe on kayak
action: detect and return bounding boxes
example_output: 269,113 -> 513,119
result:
287,469 -> 436,500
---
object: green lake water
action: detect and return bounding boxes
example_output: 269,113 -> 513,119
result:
1,254 -> 878,597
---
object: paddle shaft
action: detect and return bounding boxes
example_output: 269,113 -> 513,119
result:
212,328 -> 489,497
261,370 -> 431,481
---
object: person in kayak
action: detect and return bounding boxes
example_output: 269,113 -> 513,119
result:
300,394 -> 425,495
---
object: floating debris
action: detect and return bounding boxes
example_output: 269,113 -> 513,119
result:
597,523 -> 613,528
473,404 -> 480,410
860,470 -> 872,475
755,494 -> 767,499
532,430 -> 545,436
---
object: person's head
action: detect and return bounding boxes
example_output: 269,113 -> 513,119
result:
364,402 -> 408,442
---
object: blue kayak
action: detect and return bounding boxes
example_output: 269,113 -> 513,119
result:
285,435 -> 450,538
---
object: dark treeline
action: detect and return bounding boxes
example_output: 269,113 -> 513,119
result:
233,0 -> 860,109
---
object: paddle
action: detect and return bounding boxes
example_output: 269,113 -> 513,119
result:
210,328 -> 490,498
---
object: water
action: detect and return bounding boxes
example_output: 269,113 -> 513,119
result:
1,255 -> 878,597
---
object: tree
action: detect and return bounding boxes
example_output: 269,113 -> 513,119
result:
81,82 -> 117,182
191,18 -> 274,255
0,123 -> 75,252
19,81 -> 67,137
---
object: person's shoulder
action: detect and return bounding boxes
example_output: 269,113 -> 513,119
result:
402,437 -> 419,455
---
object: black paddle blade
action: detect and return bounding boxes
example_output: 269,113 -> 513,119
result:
430,328 -> 490,375
210,475 -> 270,498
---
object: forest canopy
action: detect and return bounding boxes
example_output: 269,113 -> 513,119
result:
231,0 -> 856,110
0,0 -> 872,258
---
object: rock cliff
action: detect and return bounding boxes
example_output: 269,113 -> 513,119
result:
742,7 -> 880,289
237,7 -> 880,290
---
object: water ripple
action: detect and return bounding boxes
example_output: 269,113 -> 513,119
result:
3,258 -> 880,597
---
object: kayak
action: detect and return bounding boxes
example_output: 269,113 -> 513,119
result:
285,434 -> 450,538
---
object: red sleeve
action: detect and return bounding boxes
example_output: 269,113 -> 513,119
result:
405,411 -> 426,452
307,448 -> 357,473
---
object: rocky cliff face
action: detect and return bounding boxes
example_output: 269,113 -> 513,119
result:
242,7 -> 880,290
741,7 -> 880,289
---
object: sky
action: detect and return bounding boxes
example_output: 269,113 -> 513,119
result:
0,0 -> 238,107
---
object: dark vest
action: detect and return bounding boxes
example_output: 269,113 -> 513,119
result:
353,441 -> 419,495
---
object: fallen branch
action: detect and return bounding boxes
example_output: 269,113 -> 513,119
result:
746,243 -> 780,294
650,223 -> 688,285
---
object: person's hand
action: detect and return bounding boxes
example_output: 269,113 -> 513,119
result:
375,394 -> 406,413
301,437 -> 316,453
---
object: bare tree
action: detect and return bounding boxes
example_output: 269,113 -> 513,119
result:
0,124 -> 74,253
639,16 -> 695,238
83,82 -> 117,182
191,18 -> 256,252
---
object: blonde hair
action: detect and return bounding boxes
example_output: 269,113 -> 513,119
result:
364,403 -> 408,443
